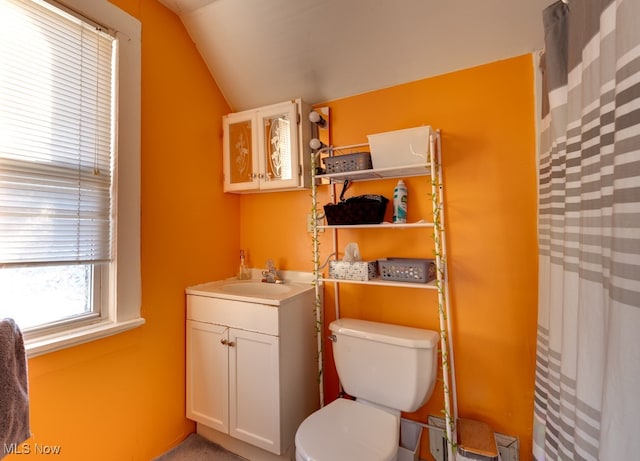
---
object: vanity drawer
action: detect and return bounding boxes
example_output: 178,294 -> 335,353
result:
187,295 -> 279,336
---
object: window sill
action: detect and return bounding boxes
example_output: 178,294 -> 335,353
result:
25,318 -> 145,358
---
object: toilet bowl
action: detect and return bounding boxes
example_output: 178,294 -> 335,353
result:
295,318 -> 439,461
295,398 -> 399,461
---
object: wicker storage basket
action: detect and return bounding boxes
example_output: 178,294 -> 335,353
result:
378,258 -> 436,283
323,152 -> 372,174
328,260 -> 378,281
324,195 -> 388,225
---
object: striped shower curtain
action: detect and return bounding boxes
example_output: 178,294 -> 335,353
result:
534,0 -> 640,460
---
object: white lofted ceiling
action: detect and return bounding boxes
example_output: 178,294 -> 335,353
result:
158,0 -> 553,112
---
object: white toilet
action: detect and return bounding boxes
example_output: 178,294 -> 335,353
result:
295,318 -> 439,461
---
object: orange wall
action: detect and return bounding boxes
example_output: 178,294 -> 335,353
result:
16,1 -> 237,460
240,55 -> 539,458
12,0 -> 537,458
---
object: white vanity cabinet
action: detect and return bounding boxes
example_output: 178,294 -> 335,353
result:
222,99 -> 312,193
186,318 -> 279,450
186,279 -> 319,455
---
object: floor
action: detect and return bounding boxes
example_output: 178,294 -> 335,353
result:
153,434 -> 248,461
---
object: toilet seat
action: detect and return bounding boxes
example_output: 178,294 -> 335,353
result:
295,398 -> 399,461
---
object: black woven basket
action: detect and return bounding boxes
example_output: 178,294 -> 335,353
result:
324,194 -> 389,225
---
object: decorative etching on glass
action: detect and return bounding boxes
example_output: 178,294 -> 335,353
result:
229,120 -> 252,183
266,116 -> 291,181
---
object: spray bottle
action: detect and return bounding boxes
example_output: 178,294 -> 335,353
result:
393,179 -> 407,223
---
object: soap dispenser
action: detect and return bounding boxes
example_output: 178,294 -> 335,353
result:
237,250 -> 251,280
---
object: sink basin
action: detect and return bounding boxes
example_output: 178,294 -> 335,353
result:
219,281 -> 292,296
186,273 -> 315,306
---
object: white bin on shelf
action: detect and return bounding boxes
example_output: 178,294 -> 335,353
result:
367,126 -> 432,169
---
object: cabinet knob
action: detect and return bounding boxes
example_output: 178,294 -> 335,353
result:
220,338 -> 236,347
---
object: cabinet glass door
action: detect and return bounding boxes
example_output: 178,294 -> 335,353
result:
257,101 -> 300,190
223,111 -> 258,192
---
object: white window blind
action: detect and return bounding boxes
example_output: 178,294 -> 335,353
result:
0,0 -> 115,265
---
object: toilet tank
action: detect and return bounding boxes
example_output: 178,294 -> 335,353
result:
329,318 -> 439,412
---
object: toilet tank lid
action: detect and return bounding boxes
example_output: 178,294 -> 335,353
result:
330,318 -> 439,349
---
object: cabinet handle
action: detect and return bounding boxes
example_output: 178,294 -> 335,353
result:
220,338 -> 236,347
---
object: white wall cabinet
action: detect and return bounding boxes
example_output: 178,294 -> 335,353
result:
186,283 -> 318,455
223,99 -> 312,193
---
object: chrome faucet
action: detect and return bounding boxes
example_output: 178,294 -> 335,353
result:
262,259 -> 282,284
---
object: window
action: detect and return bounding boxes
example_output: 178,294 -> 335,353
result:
0,0 -> 142,355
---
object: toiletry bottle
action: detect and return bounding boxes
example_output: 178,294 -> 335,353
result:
393,179 -> 407,223
238,250 -> 250,280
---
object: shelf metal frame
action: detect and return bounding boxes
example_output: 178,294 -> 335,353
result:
320,277 -> 439,289
318,222 -> 434,230
310,130 -> 457,460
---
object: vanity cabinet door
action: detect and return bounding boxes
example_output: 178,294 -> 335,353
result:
186,320 -> 229,433
228,328 -> 281,454
223,110 -> 259,192
256,101 -> 300,191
